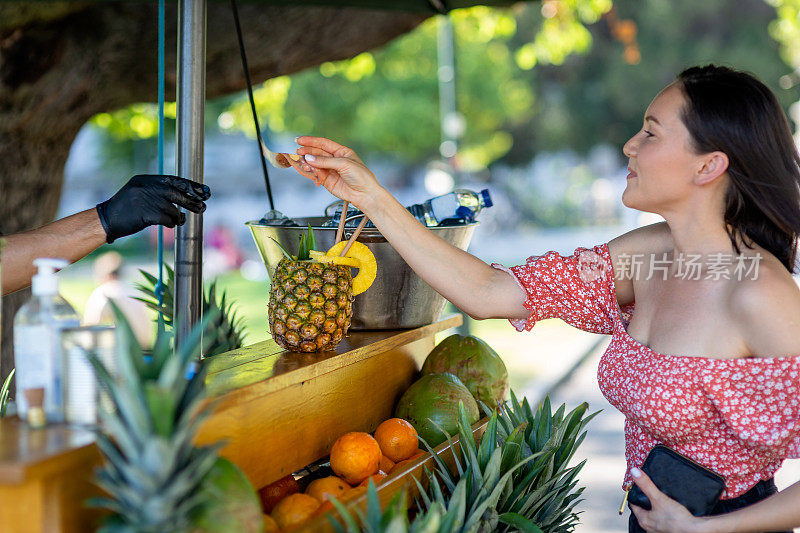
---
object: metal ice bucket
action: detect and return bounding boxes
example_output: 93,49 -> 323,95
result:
246,217 -> 476,330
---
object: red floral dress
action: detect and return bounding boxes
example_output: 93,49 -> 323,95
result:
493,243 -> 800,499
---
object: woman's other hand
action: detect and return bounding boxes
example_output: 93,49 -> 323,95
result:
629,468 -> 713,533
288,136 -> 380,210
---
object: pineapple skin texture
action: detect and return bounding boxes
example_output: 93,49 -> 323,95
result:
269,258 -> 354,352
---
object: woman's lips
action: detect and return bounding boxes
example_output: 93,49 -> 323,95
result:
627,168 -> 637,180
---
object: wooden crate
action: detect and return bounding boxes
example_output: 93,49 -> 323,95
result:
298,415 -> 490,532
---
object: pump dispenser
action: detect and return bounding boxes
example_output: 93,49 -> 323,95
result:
14,258 -> 80,423
32,258 -> 67,296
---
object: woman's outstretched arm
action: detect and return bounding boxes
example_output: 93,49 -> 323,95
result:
290,136 -> 529,321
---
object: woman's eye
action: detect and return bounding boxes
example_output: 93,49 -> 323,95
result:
643,129 -> 654,137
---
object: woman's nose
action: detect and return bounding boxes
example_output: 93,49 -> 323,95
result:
623,136 -> 638,158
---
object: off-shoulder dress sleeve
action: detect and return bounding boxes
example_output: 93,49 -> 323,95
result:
492,243 -> 618,334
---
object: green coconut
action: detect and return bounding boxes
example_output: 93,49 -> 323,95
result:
191,457 -> 264,533
421,334 -> 509,408
394,372 -> 480,448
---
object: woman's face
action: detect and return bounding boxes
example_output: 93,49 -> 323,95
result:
622,83 -> 706,214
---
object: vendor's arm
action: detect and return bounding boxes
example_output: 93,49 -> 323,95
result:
2,209 -> 106,295
1,174 -> 210,296
291,137 -> 528,321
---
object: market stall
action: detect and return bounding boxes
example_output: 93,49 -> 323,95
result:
0,0 -> 597,530
0,316 -> 461,531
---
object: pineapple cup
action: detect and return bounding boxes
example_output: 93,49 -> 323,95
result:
269,258 -> 354,352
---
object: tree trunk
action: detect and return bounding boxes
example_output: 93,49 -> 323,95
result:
0,2 -> 426,394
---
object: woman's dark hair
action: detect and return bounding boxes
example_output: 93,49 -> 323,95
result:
677,64 -> 800,273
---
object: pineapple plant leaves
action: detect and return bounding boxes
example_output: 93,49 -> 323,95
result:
0,369 -> 15,417
86,302 -> 225,532
136,264 -> 247,357
327,393 -> 595,533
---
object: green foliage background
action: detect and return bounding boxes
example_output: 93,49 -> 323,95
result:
90,0 -> 800,171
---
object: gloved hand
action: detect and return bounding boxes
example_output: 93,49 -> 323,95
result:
96,174 -> 211,243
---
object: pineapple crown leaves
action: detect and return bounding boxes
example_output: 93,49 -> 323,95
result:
269,225 -> 319,261
407,403 -> 539,533
86,302 -> 224,532
328,480 -> 410,533
297,224 -> 317,260
491,392 -> 599,532
326,393 -> 592,533
135,264 -> 247,357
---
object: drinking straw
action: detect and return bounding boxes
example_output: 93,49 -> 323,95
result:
335,201 -> 349,244
340,215 -> 369,257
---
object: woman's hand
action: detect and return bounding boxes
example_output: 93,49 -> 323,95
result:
287,136 -> 382,211
629,468 -> 713,533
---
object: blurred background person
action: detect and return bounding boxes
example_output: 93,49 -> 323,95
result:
84,251 -> 152,348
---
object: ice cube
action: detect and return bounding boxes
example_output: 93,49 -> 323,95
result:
259,209 -> 300,226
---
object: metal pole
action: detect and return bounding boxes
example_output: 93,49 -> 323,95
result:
174,0 -> 206,349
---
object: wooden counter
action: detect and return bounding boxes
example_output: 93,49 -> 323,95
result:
0,315 -> 461,532
197,315 -> 461,489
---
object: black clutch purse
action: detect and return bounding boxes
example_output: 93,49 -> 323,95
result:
627,445 -> 725,516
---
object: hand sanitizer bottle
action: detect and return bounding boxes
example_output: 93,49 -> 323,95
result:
14,258 -> 80,424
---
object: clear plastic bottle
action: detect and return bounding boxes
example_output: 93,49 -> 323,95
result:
14,258 -> 80,424
407,188 -> 493,226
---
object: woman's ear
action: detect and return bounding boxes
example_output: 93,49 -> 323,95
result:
696,152 -> 729,185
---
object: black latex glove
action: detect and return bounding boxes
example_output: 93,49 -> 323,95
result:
96,174 -> 211,243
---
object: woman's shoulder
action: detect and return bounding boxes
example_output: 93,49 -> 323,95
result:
728,250 -> 800,358
607,221 -> 673,260
606,222 -> 672,306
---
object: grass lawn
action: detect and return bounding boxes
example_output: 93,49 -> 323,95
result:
61,269 -> 272,344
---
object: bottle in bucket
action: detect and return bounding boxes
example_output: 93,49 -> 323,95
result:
407,188 -> 493,226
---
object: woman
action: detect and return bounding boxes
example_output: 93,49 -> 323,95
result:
287,65 -> 800,532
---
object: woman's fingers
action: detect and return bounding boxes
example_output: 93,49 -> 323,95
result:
630,468 -> 660,503
284,156 -> 323,185
295,136 -> 363,163
628,468 -> 704,533
303,154 -> 354,173
296,146 -> 333,158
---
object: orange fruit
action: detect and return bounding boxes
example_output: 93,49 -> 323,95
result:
374,418 -> 419,462
359,472 -> 387,487
330,432 -> 382,485
271,493 -> 320,530
315,500 -> 336,516
305,476 -> 350,503
379,454 -> 395,473
259,475 -> 300,513
342,485 -> 367,501
263,513 -> 280,533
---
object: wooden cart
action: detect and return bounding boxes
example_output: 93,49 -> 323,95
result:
0,315 -> 465,532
